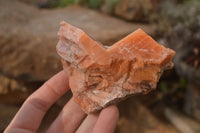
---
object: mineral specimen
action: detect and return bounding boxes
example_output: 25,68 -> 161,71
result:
56,21 -> 175,113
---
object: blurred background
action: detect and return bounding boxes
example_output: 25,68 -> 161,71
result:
0,0 -> 200,132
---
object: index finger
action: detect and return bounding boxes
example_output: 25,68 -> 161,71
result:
5,70 -> 69,133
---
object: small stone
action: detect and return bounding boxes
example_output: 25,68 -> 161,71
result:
0,74 -> 26,94
57,21 -> 175,113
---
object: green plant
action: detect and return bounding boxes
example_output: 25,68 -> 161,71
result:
177,0 -> 188,3
105,0 -> 119,14
179,77 -> 187,89
59,0 -> 75,7
160,81 -> 168,93
50,0 -> 76,8
88,0 -> 102,9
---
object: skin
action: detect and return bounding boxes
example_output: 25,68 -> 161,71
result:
4,71 -> 119,133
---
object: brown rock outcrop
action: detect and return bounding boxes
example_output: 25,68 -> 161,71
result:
114,0 -> 160,21
57,21 -> 175,113
0,0 -> 154,82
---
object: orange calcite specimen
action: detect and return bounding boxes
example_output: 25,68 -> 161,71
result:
57,21 -> 175,113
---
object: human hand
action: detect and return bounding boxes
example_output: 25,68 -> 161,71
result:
5,71 -> 119,133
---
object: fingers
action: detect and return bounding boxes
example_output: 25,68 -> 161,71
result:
5,71 -> 69,132
47,98 -> 86,133
76,113 -> 99,133
92,105 -> 119,133
47,103 -> 118,133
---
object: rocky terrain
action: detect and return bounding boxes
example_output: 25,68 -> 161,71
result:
1,0 -> 200,132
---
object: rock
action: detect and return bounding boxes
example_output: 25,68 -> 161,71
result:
114,0 -> 160,21
0,0 -> 154,82
0,0 -> 61,82
57,21 -> 175,113
0,74 -> 26,94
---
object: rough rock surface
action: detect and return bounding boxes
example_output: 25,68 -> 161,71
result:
57,21 -> 175,113
0,0 -> 154,82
